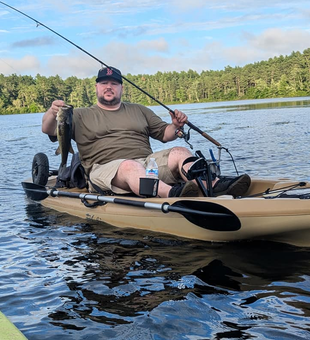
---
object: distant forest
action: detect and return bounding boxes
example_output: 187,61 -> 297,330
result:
1,48 -> 310,114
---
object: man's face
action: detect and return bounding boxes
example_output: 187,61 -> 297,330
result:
96,79 -> 123,106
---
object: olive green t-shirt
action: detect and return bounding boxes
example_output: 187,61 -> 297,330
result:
72,103 -> 168,173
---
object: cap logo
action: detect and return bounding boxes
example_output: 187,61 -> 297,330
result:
106,68 -> 113,76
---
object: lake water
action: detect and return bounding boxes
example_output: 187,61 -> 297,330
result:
1,97 -> 310,339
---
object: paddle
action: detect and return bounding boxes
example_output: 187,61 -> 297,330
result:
22,182 -> 241,232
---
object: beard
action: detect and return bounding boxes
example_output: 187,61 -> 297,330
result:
97,92 -> 121,107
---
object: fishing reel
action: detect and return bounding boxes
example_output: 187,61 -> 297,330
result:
175,127 -> 193,149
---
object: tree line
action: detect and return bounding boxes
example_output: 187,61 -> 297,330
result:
1,48 -> 310,115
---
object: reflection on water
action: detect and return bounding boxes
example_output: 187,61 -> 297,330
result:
152,96 -> 310,116
8,202 -> 308,339
0,97 -> 310,339
210,97 -> 310,113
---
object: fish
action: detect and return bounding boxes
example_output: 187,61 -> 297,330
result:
55,104 -> 74,177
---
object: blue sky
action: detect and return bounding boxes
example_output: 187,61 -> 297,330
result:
1,0 -> 310,79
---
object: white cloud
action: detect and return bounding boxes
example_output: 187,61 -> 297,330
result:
200,28 -> 310,70
0,9 -> 9,16
170,0 -> 206,10
245,28 -> 310,54
1,0 -> 310,78
170,0 -> 309,11
87,40 -> 212,75
44,40 -> 200,78
2,25 -> 310,79
0,55 -> 41,75
137,38 -> 169,53
47,51 -> 98,79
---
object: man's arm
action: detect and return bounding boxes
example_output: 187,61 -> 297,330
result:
42,100 -> 65,136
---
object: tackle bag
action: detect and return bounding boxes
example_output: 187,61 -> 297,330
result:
56,153 -> 87,189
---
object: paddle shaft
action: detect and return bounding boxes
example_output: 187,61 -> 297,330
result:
0,1 -> 222,148
22,182 -> 241,231
48,189 -> 230,217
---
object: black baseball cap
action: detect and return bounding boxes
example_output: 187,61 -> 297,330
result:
96,66 -> 123,84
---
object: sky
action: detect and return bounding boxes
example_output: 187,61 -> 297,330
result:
1,0 -> 310,79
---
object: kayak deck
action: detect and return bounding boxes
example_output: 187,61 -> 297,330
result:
27,176 -> 310,248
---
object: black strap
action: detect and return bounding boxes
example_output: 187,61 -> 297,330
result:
181,156 -> 199,179
82,174 -> 110,208
85,173 -> 114,196
81,198 -> 106,208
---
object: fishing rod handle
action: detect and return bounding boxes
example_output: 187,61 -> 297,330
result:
185,120 -> 222,147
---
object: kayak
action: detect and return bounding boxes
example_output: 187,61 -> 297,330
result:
23,174 -> 310,248
0,311 -> 27,340
4,0 -> 310,248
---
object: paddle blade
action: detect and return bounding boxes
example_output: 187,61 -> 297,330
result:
171,200 -> 241,232
22,182 -> 49,201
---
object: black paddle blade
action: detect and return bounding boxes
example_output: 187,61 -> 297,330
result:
22,182 -> 49,201
171,200 -> 241,232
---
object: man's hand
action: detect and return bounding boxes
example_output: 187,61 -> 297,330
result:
169,109 -> 188,129
49,100 -> 66,117
42,100 -> 66,135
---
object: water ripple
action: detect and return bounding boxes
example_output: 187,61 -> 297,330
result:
1,101 -> 310,339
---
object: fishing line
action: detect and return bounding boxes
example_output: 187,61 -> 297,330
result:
0,2 -> 174,110
0,57 -> 21,75
0,1 -> 231,153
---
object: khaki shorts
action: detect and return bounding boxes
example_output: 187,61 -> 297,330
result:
89,148 -> 180,194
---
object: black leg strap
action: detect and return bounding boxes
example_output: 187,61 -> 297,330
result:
181,157 -> 207,180
181,156 -> 216,197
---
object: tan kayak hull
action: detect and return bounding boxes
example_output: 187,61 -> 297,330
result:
37,177 -> 310,247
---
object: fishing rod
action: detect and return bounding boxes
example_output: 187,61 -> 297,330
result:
0,1 -> 223,148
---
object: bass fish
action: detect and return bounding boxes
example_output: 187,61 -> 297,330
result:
56,104 -> 74,177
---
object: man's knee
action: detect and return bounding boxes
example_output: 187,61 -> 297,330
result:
169,146 -> 193,159
118,160 -> 137,171
118,159 -> 143,173
167,147 -> 193,176
113,160 -> 144,188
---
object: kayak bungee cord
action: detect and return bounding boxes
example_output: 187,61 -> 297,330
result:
243,181 -> 307,199
1,1 -> 241,172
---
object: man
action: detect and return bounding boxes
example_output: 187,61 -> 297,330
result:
42,66 -> 250,198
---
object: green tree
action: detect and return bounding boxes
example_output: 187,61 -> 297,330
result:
2,47 -> 310,114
